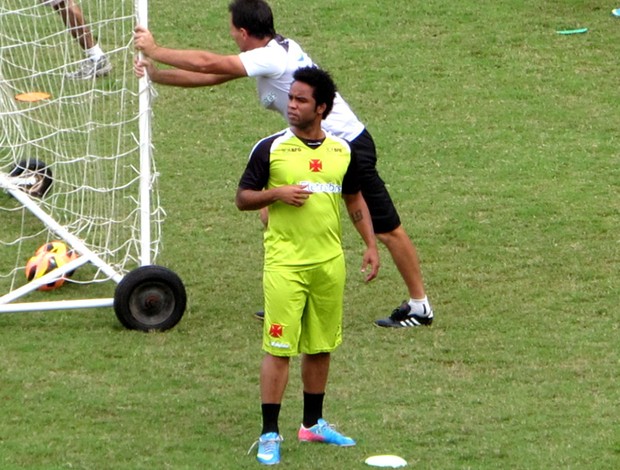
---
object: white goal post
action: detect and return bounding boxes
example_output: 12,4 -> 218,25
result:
0,0 -> 186,330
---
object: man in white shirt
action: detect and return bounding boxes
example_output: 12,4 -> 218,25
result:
134,0 -> 434,328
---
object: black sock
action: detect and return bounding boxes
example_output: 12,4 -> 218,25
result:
261,403 -> 281,435
302,392 -> 325,428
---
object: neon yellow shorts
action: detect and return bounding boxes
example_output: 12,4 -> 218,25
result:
262,254 -> 345,356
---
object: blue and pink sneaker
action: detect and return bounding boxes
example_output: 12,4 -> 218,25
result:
297,419 -> 356,447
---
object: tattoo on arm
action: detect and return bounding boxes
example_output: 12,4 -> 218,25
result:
349,209 -> 363,224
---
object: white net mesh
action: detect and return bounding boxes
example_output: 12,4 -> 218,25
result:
0,1 -> 162,295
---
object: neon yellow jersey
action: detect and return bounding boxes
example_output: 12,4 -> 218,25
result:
239,128 -> 361,270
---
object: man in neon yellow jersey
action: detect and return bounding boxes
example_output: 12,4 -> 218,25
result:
236,67 -> 379,465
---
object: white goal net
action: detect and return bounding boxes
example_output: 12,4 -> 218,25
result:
0,1 -> 167,318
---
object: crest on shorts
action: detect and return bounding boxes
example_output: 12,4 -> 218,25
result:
269,323 -> 284,338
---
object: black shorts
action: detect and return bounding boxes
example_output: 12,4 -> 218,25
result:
350,129 -> 401,234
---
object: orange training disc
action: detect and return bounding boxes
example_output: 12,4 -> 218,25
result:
15,91 -> 51,102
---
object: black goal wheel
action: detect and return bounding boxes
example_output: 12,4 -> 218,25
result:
9,159 -> 53,198
114,265 -> 187,332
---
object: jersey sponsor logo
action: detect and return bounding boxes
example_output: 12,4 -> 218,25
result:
269,323 -> 284,338
309,159 -> 323,172
269,340 -> 291,350
299,181 -> 342,194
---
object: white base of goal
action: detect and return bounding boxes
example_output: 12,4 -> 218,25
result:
0,181 -> 186,331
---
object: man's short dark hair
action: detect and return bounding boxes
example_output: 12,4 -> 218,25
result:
292,66 -> 337,120
228,0 -> 276,39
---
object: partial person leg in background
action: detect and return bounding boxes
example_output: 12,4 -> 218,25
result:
49,0 -> 112,79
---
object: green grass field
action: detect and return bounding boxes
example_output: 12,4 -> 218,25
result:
1,0 -> 619,468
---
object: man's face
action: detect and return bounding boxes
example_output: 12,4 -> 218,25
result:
229,18 -> 246,51
287,81 -> 323,128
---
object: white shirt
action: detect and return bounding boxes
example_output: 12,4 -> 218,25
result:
239,36 -> 365,141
